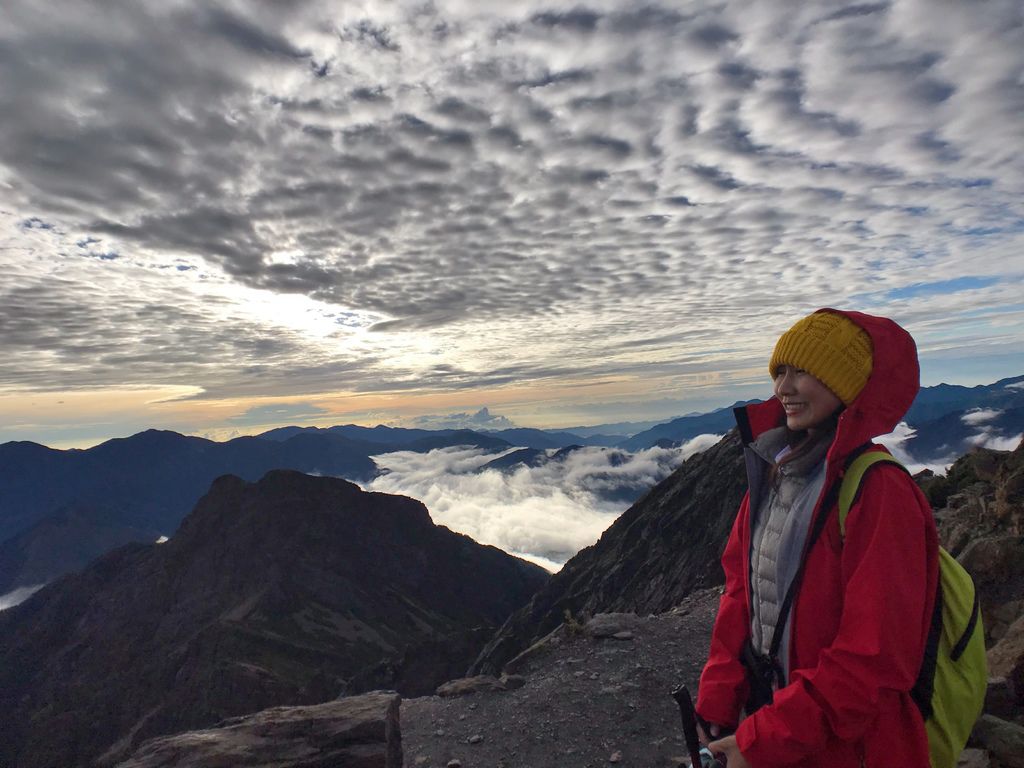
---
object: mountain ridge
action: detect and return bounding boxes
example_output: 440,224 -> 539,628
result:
0,470 -> 548,768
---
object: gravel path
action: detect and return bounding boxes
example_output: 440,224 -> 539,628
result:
401,588 -> 722,768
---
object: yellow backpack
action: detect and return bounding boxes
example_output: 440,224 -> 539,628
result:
838,450 -> 988,768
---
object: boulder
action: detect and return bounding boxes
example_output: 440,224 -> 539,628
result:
435,676 -> 506,697
502,624 -> 567,675
958,535 -> 1024,585
988,600 -> 1024,627
115,691 -> 402,768
499,673 -> 526,690
585,613 -> 641,638
988,615 -> 1024,704
988,599 -> 1024,643
971,715 -> 1024,768
957,749 -> 990,768
986,677 -> 1021,720
994,463 -> 1024,531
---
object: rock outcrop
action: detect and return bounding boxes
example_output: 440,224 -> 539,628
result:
0,470 -> 547,768
971,715 -> 1024,768
989,616 -> 1024,706
471,431 -> 746,675
114,691 -> 402,768
923,439 -> 1024,647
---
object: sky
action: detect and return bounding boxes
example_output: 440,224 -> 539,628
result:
2,0 -> 1023,449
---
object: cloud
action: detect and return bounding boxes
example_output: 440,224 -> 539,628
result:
364,434 -> 721,569
0,0 -> 1022,441
408,407 -> 517,431
0,584 -> 45,611
961,408 -> 1003,426
966,428 -> 1023,452
227,402 -> 330,426
876,421 -> 955,475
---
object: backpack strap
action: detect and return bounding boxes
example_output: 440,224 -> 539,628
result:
836,449 -> 946,721
838,449 -> 904,538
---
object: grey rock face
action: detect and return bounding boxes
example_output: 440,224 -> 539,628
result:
114,692 -> 402,768
988,616 -> 1024,706
958,534 -> 1024,586
971,715 -> 1024,768
986,677 -> 1021,719
958,748 -> 991,768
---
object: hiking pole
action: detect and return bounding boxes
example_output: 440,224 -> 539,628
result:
670,684 -> 726,768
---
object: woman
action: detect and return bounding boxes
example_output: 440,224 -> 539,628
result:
695,309 -> 939,767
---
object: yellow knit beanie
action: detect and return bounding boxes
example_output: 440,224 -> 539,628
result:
769,311 -> 874,405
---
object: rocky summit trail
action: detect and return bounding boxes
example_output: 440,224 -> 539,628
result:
402,588 -> 720,768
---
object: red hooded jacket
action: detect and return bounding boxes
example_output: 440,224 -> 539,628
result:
696,309 -> 940,768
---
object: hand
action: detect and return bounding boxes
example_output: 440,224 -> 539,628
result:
697,721 -> 720,746
707,734 -> 751,768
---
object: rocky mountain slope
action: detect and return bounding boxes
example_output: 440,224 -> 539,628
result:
0,501 -> 162,598
0,471 -> 547,768
471,430 -> 746,675
427,434 -> 1024,767
115,582 -> 1024,768
403,591 -> 721,768
918,438 -> 1024,646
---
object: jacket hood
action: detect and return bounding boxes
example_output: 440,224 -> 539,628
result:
737,308 -> 920,460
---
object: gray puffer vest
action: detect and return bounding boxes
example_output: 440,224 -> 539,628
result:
748,426 -> 833,683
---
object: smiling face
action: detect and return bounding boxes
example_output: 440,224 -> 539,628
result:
773,364 -> 843,432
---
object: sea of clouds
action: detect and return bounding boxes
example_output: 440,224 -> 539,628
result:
878,411 -> 1023,476
0,584 -> 44,612
365,434 -> 722,571
366,408 -> 1024,570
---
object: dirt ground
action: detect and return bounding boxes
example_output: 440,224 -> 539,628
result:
401,588 -> 722,768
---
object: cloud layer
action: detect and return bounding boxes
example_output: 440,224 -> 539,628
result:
2,0 -> 1023,440
366,434 -> 721,569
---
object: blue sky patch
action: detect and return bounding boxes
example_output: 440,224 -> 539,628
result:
886,276 -> 998,301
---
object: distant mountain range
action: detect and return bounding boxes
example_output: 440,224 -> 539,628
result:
905,375 -> 1024,423
898,376 -> 1024,460
1,375 -> 1021,599
0,428 -> 511,595
0,471 -> 547,768
616,400 -> 762,451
